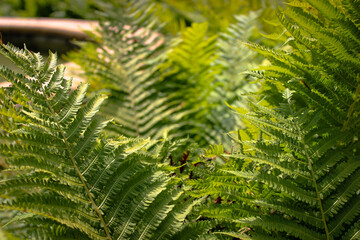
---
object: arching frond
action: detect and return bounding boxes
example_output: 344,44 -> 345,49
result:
188,0 -> 360,238
69,4 -> 263,149
0,43 -> 213,240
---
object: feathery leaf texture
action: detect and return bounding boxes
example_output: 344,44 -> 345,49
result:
188,0 -> 360,239
0,43 -> 213,239
69,2 -> 263,148
159,13 -> 263,147
68,13 -> 169,139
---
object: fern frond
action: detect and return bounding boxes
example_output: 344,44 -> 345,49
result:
327,195 -> 360,238
68,3 -> 169,139
341,219 -> 360,240
226,88 -> 359,238
304,0 -> 341,20
239,216 -> 324,240
168,220 -> 216,240
0,44 -> 213,239
159,22 -> 225,146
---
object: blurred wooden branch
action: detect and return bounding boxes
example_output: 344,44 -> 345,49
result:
0,17 -> 98,40
0,18 -> 164,89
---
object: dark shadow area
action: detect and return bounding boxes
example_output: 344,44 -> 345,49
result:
1,32 -> 79,55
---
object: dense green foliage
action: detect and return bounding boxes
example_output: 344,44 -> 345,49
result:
0,44 -> 214,239
0,0 -> 359,239
189,0 -> 360,239
69,1 -> 262,147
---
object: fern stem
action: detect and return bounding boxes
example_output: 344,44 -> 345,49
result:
288,100 -> 330,239
304,149 -> 330,239
42,90 -> 112,240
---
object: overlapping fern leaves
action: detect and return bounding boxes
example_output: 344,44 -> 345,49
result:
68,0 -> 264,148
189,0 -> 360,239
156,12 -> 263,147
158,21 -> 227,146
232,90 -> 360,239
0,43 -> 214,239
214,12 -> 260,106
210,12 -> 261,132
68,1 -> 170,139
1,0 -> 358,239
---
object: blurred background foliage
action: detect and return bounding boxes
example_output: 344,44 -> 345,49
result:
147,0 -> 283,36
0,0 -> 285,147
0,0 -> 284,38
64,0 -> 285,147
0,0 -> 97,18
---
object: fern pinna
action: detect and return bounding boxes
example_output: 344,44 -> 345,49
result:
0,43 -> 213,239
190,0 -> 360,239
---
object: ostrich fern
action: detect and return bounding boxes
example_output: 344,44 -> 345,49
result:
0,43 -> 214,239
68,0 -> 264,148
68,1 -> 169,139
1,0 -> 359,239
189,0 -> 360,239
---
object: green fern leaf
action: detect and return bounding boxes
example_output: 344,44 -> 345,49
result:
0,44 -> 213,239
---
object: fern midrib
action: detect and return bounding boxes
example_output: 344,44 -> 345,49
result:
82,142 -> 113,176
117,182 -> 165,240
289,102 -> 330,239
98,162 -> 135,208
42,89 -> 112,240
107,171 -> 151,226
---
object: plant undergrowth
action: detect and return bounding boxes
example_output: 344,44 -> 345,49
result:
0,0 -> 359,239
